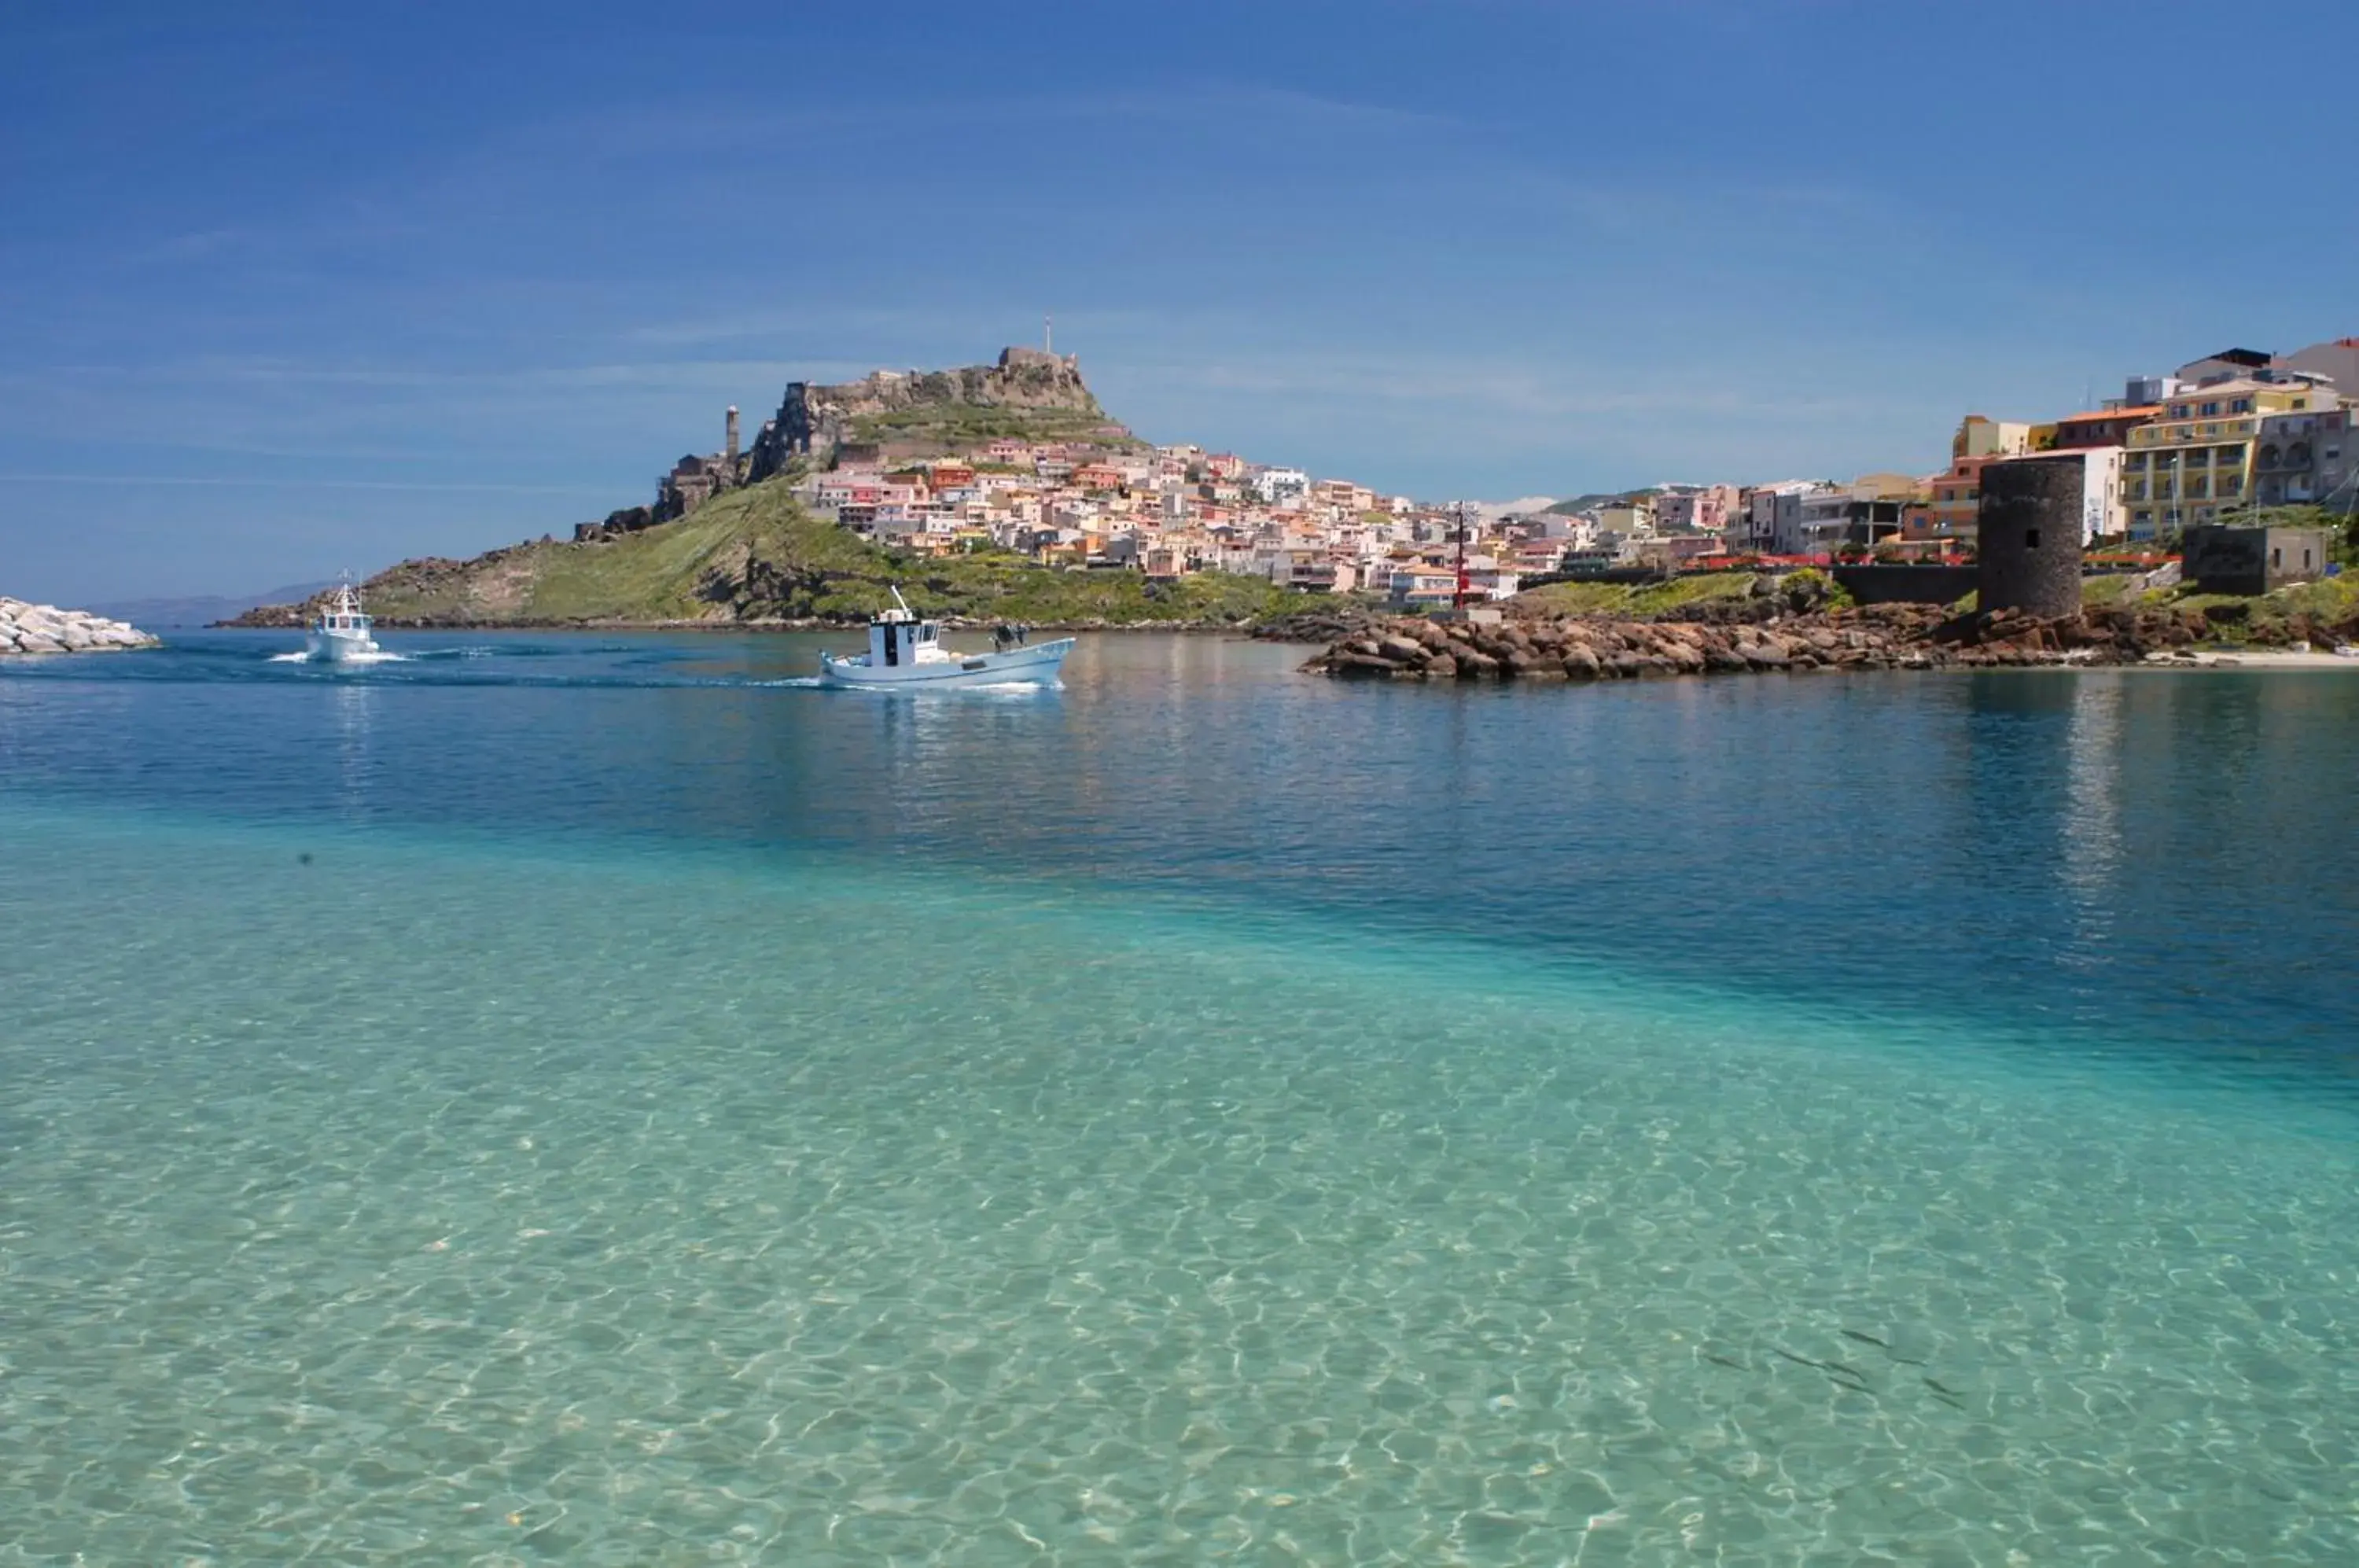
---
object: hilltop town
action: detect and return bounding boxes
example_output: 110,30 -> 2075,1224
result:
613,337 -> 2359,615
221,335 -> 2359,632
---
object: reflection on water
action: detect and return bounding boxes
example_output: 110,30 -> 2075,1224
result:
7,633 -> 2359,1085
329,679 -> 375,819
2062,675 -> 2125,946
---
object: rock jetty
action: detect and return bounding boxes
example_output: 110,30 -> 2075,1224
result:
0,597 -> 160,657
1304,601 -> 2292,682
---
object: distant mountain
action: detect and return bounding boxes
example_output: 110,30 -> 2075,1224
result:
86,582 -> 337,628
1469,496 -> 1559,523
1546,493 -> 1630,516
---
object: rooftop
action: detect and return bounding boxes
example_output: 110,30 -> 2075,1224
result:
2058,405 -> 2162,423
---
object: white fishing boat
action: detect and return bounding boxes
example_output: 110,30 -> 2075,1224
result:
819,590 -> 1073,689
304,576 -> 380,664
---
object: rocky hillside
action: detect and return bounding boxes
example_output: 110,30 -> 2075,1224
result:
228,477 -> 1301,630
745,347 -> 1129,478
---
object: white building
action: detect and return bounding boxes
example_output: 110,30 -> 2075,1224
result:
1739,482 -> 1816,554
1252,466 -> 1310,504
2062,447 -> 2127,543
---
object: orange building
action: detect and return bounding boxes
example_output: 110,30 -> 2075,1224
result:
2050,406 -> 2158,450
1926,454 -> 2008,539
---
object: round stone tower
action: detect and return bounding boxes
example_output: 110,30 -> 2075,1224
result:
1977,455 -> 2084,617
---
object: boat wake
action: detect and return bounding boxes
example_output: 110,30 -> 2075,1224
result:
267,650 -> 410,666
823,677 -> 1060,697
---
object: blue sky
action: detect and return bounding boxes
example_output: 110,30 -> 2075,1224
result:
6,0 -> 2357,603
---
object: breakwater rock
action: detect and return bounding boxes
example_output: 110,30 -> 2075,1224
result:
1304,602 -> 2241,682
0,597 -> 160,656
1251,605 -> 1388,644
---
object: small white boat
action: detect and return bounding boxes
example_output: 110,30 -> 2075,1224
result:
304,576 -> 380,663
820,590 -> 1073,689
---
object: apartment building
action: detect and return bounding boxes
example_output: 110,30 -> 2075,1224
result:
2253,407 -> 2359,512
2122,377 -> 2335,536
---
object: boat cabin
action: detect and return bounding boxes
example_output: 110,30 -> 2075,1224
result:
868,605 -> 945,668
317,583 -> 371,633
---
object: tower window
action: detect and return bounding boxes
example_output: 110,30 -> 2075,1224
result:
2025,530 -> 2041,549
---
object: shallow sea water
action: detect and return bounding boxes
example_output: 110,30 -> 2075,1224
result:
3,631 -> 2357,1563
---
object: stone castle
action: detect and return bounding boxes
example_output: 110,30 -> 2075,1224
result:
575,348 -> 1098,543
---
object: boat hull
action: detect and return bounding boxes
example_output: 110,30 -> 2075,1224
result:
305,629 -> 381,663
820,637 -> 1074,689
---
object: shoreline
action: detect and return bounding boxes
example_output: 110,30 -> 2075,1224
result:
191,617 -> 2359,668
1304,602 -> 2359,683
208,616 -> 1291,637
2132,648 -> 2359,669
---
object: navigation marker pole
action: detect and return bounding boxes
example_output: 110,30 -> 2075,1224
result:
1453,501 -> 1470,613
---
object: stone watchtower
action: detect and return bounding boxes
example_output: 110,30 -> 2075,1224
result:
1977,455 -> 2084,617
726,406 -> 740,467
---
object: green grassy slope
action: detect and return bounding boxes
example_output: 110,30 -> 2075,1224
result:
337,478 -> 1302,627
844,400 -> 1135,451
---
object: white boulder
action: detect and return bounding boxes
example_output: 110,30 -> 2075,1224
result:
0,596 -> 160,657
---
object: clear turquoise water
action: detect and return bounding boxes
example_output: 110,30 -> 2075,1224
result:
3,631 -> 2357,1563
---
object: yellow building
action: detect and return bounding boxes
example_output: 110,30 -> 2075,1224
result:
2122,377 -> 2334,536
1595,495 -> 1658,537
1851,471 -> 1928,502
1952,415 -> 2033,460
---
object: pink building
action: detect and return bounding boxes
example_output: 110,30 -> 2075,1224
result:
1654,484 -> 1740,535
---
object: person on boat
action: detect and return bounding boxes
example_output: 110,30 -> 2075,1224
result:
994,624 -> 1013,648
1015,624 -> 1029,646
